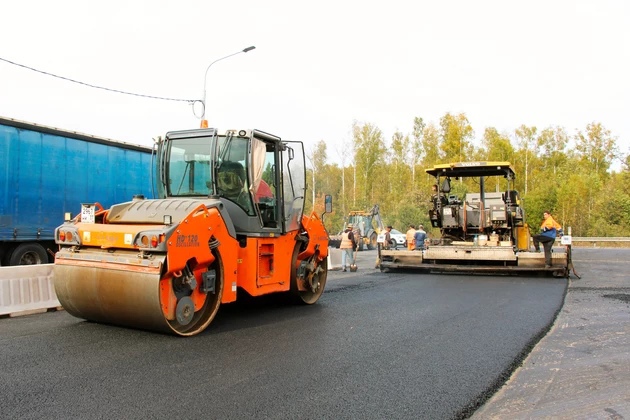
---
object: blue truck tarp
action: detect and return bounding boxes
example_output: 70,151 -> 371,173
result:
0,116 -> 154,265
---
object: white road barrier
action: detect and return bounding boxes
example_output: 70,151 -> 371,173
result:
327,247 -> 342,270
0,247 -> 345,318
0,264 -> 59,317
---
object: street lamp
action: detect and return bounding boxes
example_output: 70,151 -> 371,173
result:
200,45 -> 256,128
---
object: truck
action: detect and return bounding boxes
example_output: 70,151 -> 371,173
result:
0,116 -> 154,266
329,204 -> 385,250
53,127 -> 330,336
379,161 -> 573,276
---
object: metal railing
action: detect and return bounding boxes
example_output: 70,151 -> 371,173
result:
570,237 -> 630,242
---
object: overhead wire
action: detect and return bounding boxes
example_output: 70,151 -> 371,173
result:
0,56 -> 198,104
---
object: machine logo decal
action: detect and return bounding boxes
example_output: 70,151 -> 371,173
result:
176,234 -> 199,247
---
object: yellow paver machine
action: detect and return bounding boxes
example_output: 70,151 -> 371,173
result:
379,161 -> 575,277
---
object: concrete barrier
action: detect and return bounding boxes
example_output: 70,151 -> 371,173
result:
0,249 -> 343,318
327,247 -> 342,270
0,264 -> 60,317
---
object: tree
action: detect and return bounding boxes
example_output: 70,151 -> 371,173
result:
388,130 -> 412,214
537,126 -> 568,179
333,138 -> 352,217
439,113 -> 474,162
352,121 -> 386,208
574,122 -> 618,176
410,117 -> 426,187
305,140 -> 327,211
313,140 -> 327,208
514,125 -> 538,194
481,127 -> 514,162
420,123 -> 441,168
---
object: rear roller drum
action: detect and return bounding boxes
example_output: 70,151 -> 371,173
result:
289,243 -> 328,304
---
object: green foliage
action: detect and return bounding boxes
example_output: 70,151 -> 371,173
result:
588,193 -> 630,237
420,123 -> 441,168
481,127 -> 514,162
352,122 -> 386,208
439,113 -> 474,162
574,122 -> 618,176
307,114 -> 627,238
387,201 -> 427,232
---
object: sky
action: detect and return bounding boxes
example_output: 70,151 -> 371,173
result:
1,0 -> 629,168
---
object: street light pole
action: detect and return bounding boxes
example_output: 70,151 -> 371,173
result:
200,45 -> 256,127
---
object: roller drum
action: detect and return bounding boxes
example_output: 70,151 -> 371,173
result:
54,263 -> 171,333
54,254 -> 222,336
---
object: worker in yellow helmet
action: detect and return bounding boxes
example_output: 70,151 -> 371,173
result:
532,210 -> 562,268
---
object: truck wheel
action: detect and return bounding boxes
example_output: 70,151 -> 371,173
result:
9,243 -> 49,265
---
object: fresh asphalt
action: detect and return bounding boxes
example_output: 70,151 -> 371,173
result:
1,250 -> 567,419
0,248 -> 627,418
341,247 -> 630,418
471,247 -> 630,418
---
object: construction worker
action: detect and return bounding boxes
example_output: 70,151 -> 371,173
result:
217,161 -> 253,214
340,223 -> 357,272
383,226 -> 392,250
406,224 -> 416,251
414,224 -> 427,250
532,210 -> 562,268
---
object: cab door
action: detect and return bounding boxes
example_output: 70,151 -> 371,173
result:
280,141 -> 305,233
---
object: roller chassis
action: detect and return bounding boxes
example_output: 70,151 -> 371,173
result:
53,128 -> 330,336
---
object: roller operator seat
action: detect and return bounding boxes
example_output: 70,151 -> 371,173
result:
217,161 -> 252,213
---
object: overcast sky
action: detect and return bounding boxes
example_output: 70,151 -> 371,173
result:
2,1 -> 628,167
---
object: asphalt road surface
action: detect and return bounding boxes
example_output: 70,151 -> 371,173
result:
0,250 -> 566,419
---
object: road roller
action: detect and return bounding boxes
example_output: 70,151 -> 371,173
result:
53,127 -> 330,336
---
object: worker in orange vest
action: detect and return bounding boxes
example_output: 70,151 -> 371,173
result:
405,224 -> 416,251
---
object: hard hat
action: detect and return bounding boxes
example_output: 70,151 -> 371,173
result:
347,223 -> 353,228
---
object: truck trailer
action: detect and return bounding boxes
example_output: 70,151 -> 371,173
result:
0,116 -> 154,266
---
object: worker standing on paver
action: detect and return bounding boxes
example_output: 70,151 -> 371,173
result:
532,210 -> 562,268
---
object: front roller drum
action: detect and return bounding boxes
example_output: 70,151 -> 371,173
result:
54,261 -> 223,336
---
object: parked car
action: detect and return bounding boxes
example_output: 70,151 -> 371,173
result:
389,228 -> 406,249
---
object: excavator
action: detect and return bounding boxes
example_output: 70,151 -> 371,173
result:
329,204 -> 385,250
53,127 -> 330,336
379,161 -> 573,277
